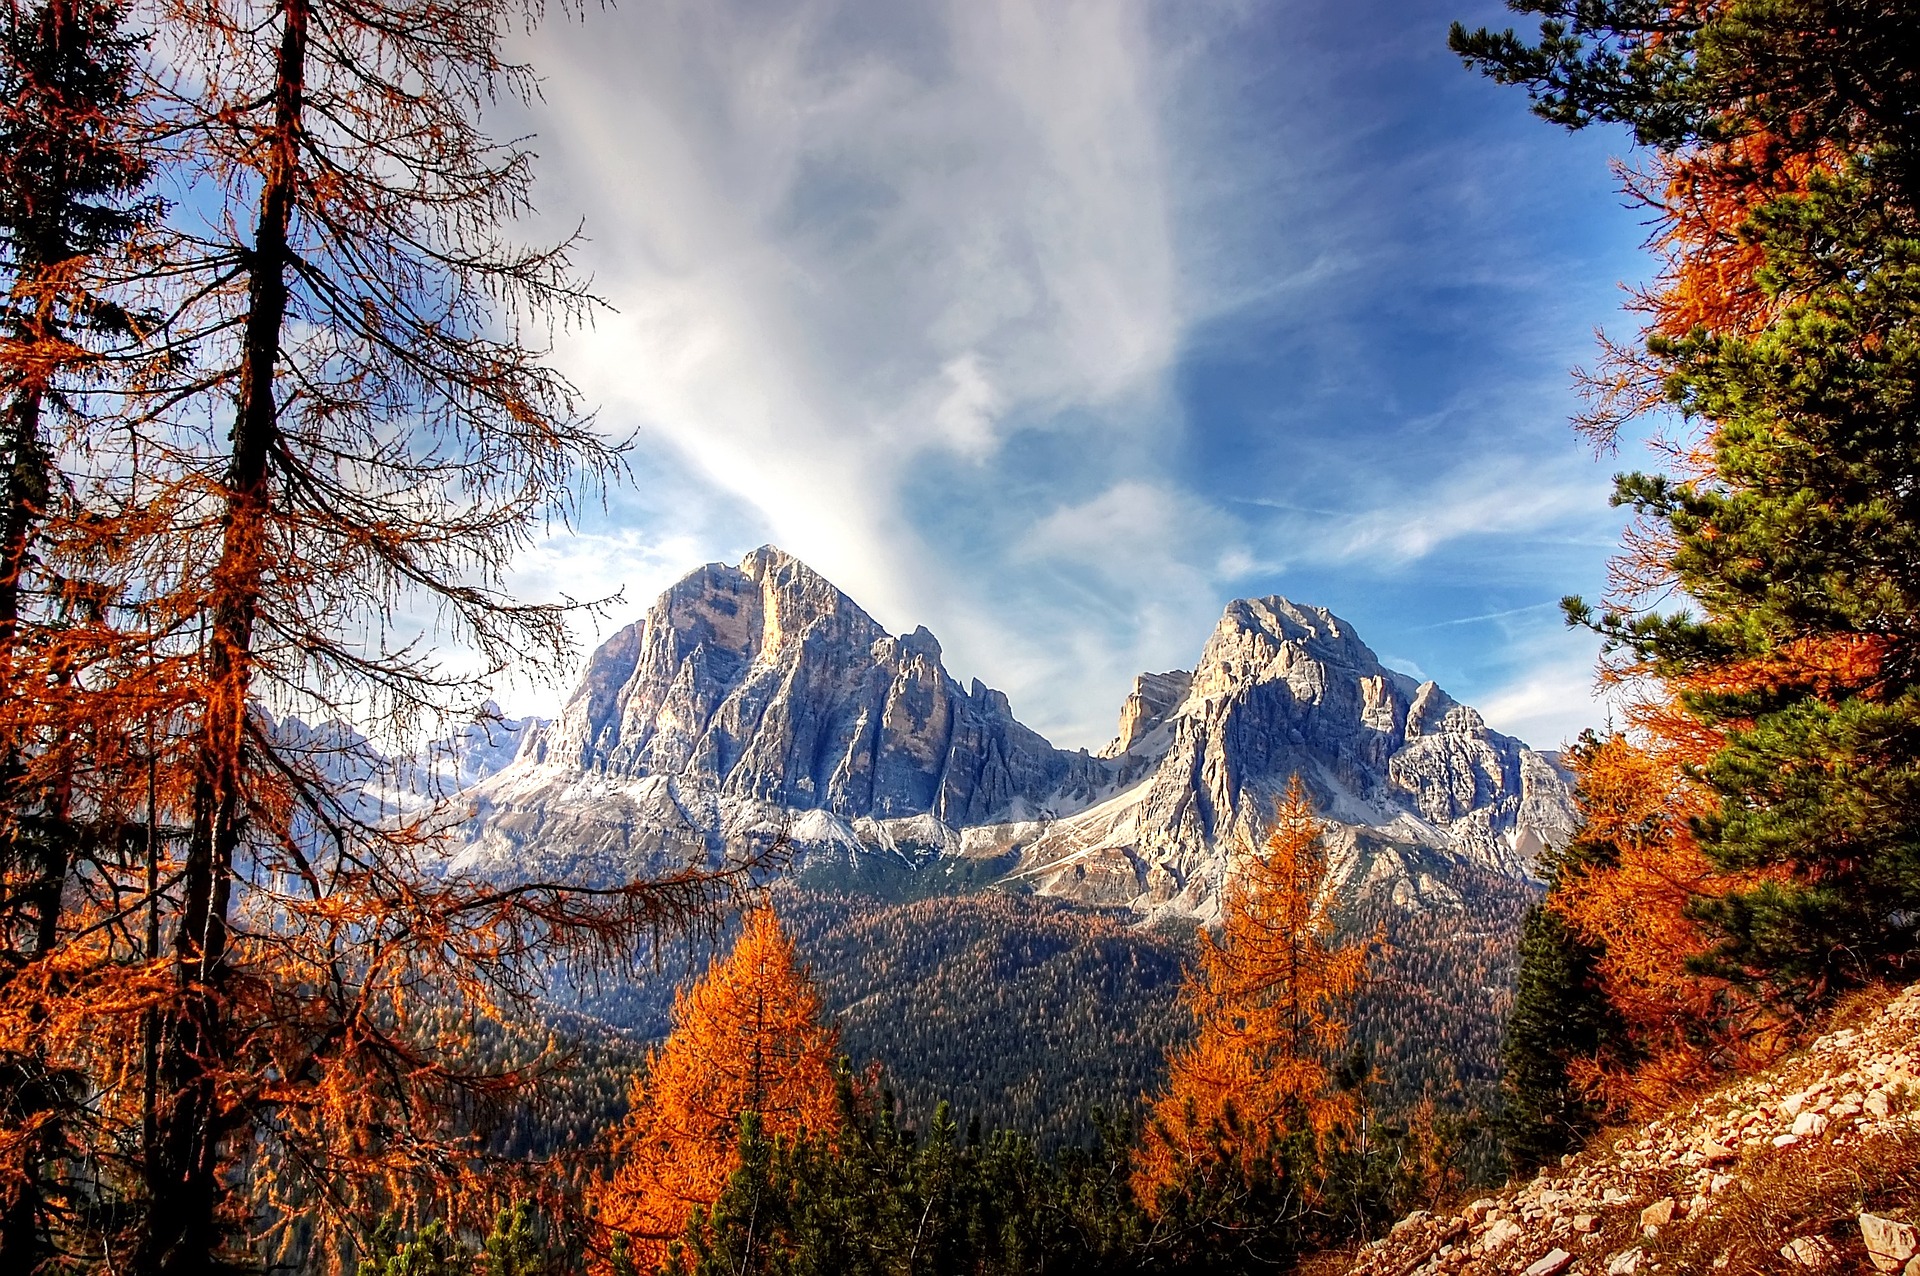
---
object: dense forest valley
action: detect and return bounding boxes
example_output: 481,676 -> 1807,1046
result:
539,871 -> 1534,1160
5,0 -> 1920,1269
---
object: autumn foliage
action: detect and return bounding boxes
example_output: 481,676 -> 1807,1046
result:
1548,735 -> 1795,1112
593,908 -> 840,1269
1457,0 -> 1920,1136
1134,780 -> 1377,1207
0,0 -> 760,1265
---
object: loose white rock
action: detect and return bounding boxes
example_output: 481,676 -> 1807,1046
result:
1523,1250 -> 1573,1276
1861,1213 -> 1920,1271
1781,1235 -> 1837,1268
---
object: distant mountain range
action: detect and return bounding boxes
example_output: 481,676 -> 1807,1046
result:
265,545 -> 1567,1145
446,546 -> 1577,918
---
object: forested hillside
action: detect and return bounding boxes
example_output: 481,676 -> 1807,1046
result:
7,0 -> 1915,1260
549,868 -> 1533,1160
556,889 -> 1192,1150
1348,870 -> 1538,1118
788,893 -> 1190,1150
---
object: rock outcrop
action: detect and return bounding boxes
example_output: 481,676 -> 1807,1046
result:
452,548 -> 1575,913
456,547 -> 1108,884
1099,671 -> 1194,759
519,548 -> 1101,823
1004,597 -> 1576,917
1345,985 -> 1920,1275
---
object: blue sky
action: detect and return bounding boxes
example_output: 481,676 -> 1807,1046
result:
490,0 -> 1655,752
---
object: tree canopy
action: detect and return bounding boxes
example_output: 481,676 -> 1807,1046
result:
593,908 -> 840,1271
1459,0 -> 1920,1129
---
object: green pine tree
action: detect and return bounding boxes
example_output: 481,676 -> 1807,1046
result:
1595,167 -> 1920,1008
482,1204 -> 547,1276
1453,0 -> 1920,1016
356,1218 -> 471,1276
1497,900 -> 1613,1170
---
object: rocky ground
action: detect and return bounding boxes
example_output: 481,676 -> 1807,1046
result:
1339,984 -> 1920,1276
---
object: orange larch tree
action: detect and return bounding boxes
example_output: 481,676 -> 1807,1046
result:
1459,0 -> 1920,1141
593,907 -> 841,1270
1133,778 -> 1378,1209
1548,733 -> 1790,1113
1,0 -> 769,1264
0,0 -> 165,1264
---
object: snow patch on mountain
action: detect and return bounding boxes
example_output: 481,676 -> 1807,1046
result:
450,548 -> 1576,916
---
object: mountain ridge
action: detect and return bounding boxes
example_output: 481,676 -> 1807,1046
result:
450,546 -> 1576,918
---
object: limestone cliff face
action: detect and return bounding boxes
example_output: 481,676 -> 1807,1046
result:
458,548 -> 1106,882
1099,671 -> 1193,759
454,549 -> 1575,912
1006,597 -> 1577,916
518,546 -> 1098,822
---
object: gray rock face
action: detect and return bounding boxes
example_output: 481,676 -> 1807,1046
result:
522,546 -> 1099,822
1099,670 -> 1193,759
1006,597 -> 1577,915
456,549 -> 1577,913
461,548 -> 1107,882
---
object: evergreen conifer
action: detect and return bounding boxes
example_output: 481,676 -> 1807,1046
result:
1454,0 -> 1920,1015
1497,900 -> 1612,1170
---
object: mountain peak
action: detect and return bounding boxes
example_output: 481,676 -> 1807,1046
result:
738,543 -> 828,590
1011,586 -> 1576,914
1099,670 -> 1193,759
1233,593 -> 1343,630
478,550 -> 1097,877
460,553 -> 1575,916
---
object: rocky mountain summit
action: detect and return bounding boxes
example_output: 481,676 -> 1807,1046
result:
1002,595 -> 1577,916
516,546 -> 1105,823
1342,984 -> 1920,1276
451,547 -> 1575,916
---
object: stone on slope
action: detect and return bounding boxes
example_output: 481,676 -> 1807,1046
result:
1522,1250 -> 1572,1276
1782,1236 -> 1837,1268
1339,983 -> 1920,1276
1863,1214 -> 1920,1272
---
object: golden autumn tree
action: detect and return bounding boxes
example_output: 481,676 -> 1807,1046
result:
1134,779 -> 1376,1213
0,0 -> 165,1265
594,907 -> 841,1270
1511,130 -> 1833,1116
1555,735 -> 1793,1101
0,0 -> 771,1265
1458,0 -> 1920,1149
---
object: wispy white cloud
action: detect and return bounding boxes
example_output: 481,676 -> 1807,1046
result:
492,0 -> 1194,734
1475,644 -> 1612,752
469,0 -> 1642,752
1410,600 -> 1564,630
526,0 -> 1177,494
1455,590 -> 1622,750
1309,462 -> 1608,568
1023,482 -> 1242,585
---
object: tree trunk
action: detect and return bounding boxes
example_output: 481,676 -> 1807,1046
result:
0,380 -> 45,660
133,0 -> 307,1267
0,275 -> 62,1276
